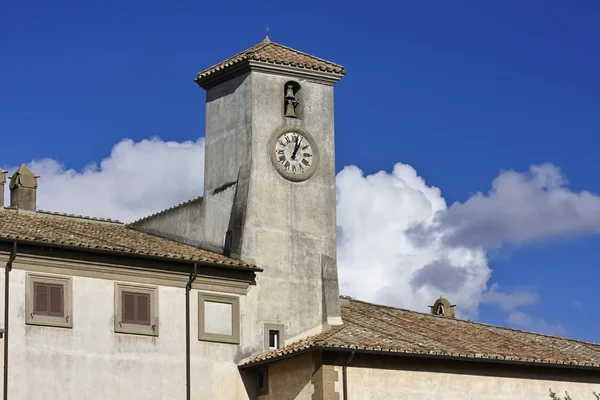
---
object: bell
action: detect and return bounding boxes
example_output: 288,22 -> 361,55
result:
284,100 -> 297,118
284,84 -> 295,101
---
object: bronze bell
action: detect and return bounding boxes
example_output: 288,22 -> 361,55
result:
284,99 -> 297,118
285,84 -> 295,101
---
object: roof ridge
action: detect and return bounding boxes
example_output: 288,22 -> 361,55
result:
37,209 -> 122,224
341,296 -> 600,348
127,196 -> 203,226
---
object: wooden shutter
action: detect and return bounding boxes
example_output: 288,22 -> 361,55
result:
48,284 -> 64,317
34,282 -> 64,317
122,292 -> 137,324
137,293 -> 151,325
34,282 -> 49,314
122,291 -> 151,325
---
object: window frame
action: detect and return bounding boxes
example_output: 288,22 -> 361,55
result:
198,292 -> 240,344
114,283 -> 159,337
25,273 -> 73,329
263,323 -> 285,351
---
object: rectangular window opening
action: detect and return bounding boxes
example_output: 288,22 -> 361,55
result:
268,330 -> 279,350
26,273 -> 72,329
34,282 -> 65,317
114,283 -> 158,337
257,367 -> 268,395
122,291 -> 151,326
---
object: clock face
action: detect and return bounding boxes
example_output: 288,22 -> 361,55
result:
269,128 -> 319,182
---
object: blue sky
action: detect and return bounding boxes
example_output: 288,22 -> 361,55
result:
3,1 -> 600,342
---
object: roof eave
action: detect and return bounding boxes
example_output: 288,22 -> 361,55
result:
239,346 -> 600,371
195,59 -> 345,90
0,236 -> 263,273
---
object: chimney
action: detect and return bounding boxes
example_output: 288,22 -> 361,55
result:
9,164 -> 39,212
0,169 -> 7,208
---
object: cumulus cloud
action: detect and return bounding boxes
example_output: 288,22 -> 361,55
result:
433,164 -> 600,248
5,137 -> 205,222
335,164 -> 490,317
7,137 -> 600,333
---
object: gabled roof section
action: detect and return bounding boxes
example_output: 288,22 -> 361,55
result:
195,37 -> 346,88
240,297 -> 600,369
0,210 -> 257,269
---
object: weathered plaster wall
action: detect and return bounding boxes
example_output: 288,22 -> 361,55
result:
345,358 -> 600,400
0,256 -> 253,400
264,353 -> 315,400
240,71 -> 340,355
129,196 -> 207,248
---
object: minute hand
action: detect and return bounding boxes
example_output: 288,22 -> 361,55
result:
291,137 -> 303,160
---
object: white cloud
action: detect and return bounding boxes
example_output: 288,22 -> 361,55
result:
5,137 -> 205,222
335,164 -> 490,317
7,138 -> 600,333
432,164 -> 600,248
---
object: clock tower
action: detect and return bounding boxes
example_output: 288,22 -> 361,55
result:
195,37 -> 346,351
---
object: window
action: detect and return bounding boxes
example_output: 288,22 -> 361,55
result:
263,324 -> 285,351
268,330 -> 279,350
26,273 -> 72,328
257,367 -> 268,396
115,283 -> 158,336
198,293 -> 239,344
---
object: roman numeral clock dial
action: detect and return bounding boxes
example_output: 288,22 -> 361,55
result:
269,128 -> 319,182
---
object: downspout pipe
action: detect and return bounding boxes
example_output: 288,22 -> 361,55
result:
342,351 -> 355,400
3,242 -> 17,400
186,263 -> 197,400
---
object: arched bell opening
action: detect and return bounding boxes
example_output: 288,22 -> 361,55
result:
283,81 -> 303,119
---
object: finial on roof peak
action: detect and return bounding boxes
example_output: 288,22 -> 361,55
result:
263,26 -> 270,43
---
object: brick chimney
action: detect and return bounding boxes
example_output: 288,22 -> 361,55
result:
0,169 -> 7,208
9,164 -> 39,212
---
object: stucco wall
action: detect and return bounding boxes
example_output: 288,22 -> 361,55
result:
241,71 -> 340,350
345,358 -> 600,400
0,256 -> 253,400
263,353 -> 315,400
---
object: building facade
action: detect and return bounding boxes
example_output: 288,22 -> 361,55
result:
0,39 -> 599,400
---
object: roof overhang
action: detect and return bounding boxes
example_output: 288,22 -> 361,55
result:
195,60 -> 345,90
0,236 -> 262,273
239,346 -> 600,372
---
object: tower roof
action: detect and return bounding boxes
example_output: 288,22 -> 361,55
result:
9,164 -> 38,189
195,37 -> 346,88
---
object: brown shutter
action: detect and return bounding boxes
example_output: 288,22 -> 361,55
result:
137,293 -> 151,325
34,283 -> 49,314
122,292 -> 136,324
48,284 -> 64,317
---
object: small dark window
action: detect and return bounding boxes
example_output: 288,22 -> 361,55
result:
268,330 -> 279,350
122,291 -> 151,325
257,367 -> 268,395
33,282 -> 64,317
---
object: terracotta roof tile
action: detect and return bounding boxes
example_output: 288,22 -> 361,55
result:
241,297 -> 600,368
196,37 -> 346,81
0,210 -> 256,269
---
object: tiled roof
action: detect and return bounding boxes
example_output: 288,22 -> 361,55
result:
0,210 -> 256,269
241,297 -> 600,368
196,37 -> 346,81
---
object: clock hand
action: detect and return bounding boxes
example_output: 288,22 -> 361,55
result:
291,137 -> 303,160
